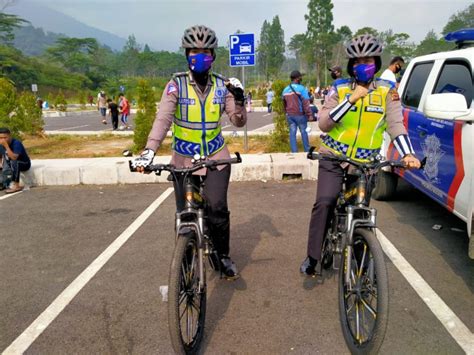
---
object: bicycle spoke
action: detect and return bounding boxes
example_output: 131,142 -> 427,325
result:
361,298 -> 377,319
356,302 -> 361,343
179,290 -> 187,306
358,244 -> 367,278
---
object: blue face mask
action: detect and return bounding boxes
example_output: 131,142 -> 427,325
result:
188,53 -> 214,73
353,63 -> 376,84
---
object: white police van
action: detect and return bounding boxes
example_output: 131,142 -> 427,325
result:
376,29 -> 474,259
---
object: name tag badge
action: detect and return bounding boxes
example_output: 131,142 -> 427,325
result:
369,94 -> 382,106
365,106 -> 384,114
178,98 -> 196,105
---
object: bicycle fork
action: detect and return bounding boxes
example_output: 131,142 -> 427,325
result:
343,206 -> 377,288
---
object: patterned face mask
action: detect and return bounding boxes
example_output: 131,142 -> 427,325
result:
353,63 -> 376,84
188,53 -> 214,73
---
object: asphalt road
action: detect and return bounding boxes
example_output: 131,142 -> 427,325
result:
1,181 -> 472,354
44,111 -> 275,133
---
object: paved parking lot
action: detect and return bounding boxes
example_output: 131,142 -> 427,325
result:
1,181 -> 473,354
44,111 -> 275,133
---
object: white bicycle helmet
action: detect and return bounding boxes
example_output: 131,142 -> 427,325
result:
345,34 -> 383,58
182,25 -> 218,49
345,34 -> 383,77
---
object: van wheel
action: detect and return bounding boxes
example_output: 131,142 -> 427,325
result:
372,171 -> 398,201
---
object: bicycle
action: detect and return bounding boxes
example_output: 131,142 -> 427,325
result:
130,153 -> 241,354
307,147 -> 409,354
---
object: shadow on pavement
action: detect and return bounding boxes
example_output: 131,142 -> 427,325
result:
201,213 -> 281,352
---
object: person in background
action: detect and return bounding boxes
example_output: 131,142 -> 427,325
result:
309,96 -> 318,121
282,70 -> 313,153
380,56 -> 405,84
265,88 -> 274,113
246,91 -> 252,112
97,91 -> 107,124
328,65 -> 343,80
118,93 -> 130,130
0,127 -> 31,194
107,98 -> 119,130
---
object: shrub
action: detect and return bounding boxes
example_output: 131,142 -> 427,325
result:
0,78 -> 44,138
54,90 -> 67,111
270,80 -> 289,151
133,79 -> 157,152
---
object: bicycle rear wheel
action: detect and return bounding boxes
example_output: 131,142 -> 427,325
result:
338,228 -> 388,354
168,232 -> 206,354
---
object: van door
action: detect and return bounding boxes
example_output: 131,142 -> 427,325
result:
423,60 -> 472,214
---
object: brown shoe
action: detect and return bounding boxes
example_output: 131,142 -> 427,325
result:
5,185 -> 23,194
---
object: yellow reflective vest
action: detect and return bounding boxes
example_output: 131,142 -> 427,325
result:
172,72 -> 227,157
322,78 -> 393,162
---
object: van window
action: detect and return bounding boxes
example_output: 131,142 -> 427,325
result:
402,62 -> 434,109
433,60 -> 473,108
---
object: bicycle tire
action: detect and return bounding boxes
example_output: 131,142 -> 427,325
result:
338,228 -> 389,354
168,232 -> 207,354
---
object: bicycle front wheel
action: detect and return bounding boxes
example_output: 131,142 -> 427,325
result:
168,232 -> 206,354
338,228 -> 388,354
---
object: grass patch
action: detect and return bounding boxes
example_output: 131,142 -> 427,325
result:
23,134 -> 321,159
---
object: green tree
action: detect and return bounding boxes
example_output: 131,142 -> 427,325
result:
0,12 -> 26,44
354,27 -> 379,37
414,30 -> 451,57
47,37 -> 99,74
336,25 -> 352,42
379,30 -> 415,61
267,16 -> 286,79
288,33 -> 307,72
0,77 -> 43,137
305,0 -> 336,86
258,20 -> 271,80
443,4 -> 474,35
270,80 -> 289,151
133,79 -> 156,152
15,91 -> 43,135
121,34 -> 141,77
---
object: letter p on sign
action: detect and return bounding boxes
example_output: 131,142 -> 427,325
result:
230,35 -> 239,50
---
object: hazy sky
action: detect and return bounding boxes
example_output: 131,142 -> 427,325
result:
21,0 -> 473,50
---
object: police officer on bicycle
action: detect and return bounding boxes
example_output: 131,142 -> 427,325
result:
132,25 -> 247,279
301,34 -> 421,275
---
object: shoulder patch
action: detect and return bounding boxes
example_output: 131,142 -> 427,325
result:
166,82 -> 178,95
390,89 -> 400,101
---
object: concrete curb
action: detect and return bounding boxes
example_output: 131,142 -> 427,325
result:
21,153 -> 319,187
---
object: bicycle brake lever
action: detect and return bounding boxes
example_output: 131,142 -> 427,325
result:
420,157 -> 427,170
235,152 -> 242,163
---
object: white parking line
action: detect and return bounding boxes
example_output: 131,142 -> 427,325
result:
2,187 -> 174,355
55,125 -> 89,131
377,229 -> 474,354
0,191 -> 23,200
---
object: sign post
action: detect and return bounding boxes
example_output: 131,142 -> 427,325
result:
229,33 -> 255,152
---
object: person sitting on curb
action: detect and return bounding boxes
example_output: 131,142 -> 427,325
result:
0,127 -> 31,194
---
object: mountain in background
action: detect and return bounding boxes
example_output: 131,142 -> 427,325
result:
12,25 -> 63,56
6,0 -> 127,51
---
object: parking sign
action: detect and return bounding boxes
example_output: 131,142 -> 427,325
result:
229,33 -> 255,67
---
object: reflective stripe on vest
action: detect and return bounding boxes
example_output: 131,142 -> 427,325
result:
173,73 -> 227,157
323,79 -> 392,162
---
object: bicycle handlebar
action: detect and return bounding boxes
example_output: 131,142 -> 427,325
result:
307,146 -> 407,170
129,152 -> 242,174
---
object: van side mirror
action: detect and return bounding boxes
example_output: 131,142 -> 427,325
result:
423,93 -> 471,121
